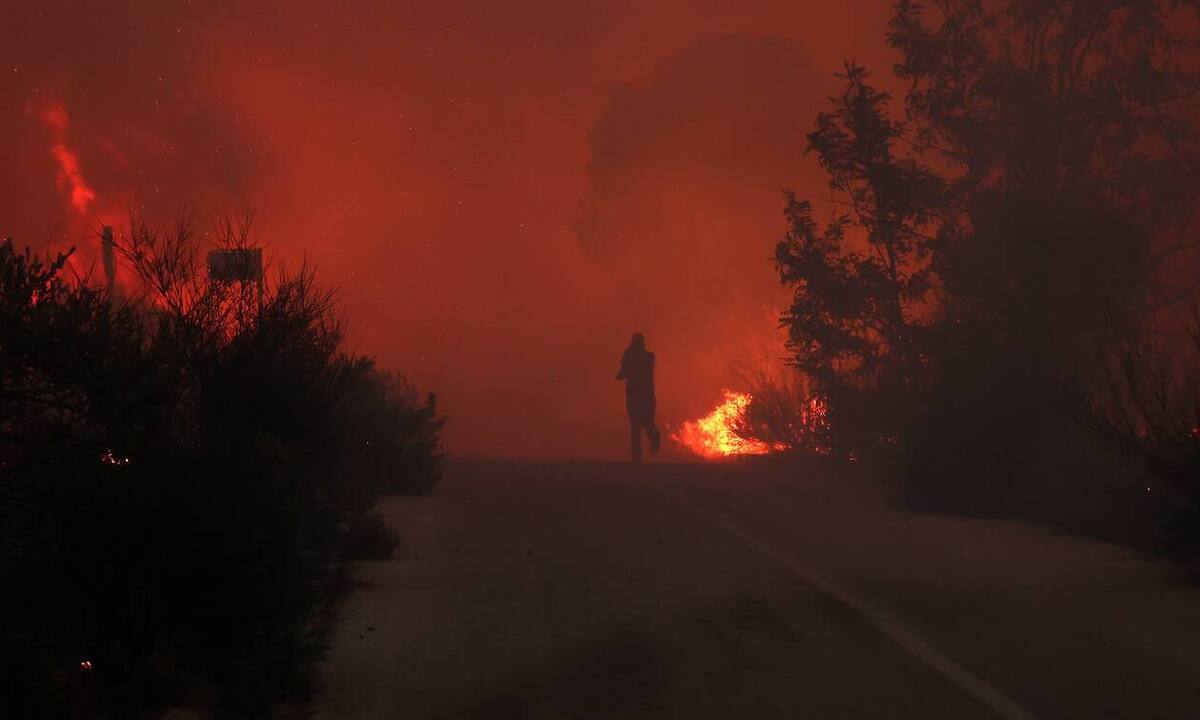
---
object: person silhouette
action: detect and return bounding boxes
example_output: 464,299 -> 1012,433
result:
616,332 -> 661,462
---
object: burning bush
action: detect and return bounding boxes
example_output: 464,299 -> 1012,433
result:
0,218 -> 443,717
674,365 -> 828,459
733,365 -> 829,455
675,390 -> 775,459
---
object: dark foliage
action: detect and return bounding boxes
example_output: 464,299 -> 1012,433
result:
0,215 -> 443,717
778,1 -> 1200,516
776,63 -> 944,450
339,510 -> 400,561
731,361 -> 831,453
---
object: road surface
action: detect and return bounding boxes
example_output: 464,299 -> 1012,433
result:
313,459 -> 1200,719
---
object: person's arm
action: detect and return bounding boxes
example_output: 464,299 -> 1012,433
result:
616,352 -> 628,380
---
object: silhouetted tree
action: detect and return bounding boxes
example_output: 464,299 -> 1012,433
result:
776,63 -> 944,449
780,0 -> 1200,506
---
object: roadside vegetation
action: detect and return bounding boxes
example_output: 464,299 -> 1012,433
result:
0,213 -> 443,717
745,0 -> 1200,552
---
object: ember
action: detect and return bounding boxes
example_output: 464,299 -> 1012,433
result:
100,449 -> 131,467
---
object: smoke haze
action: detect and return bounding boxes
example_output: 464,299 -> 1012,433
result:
0,0 -> 892,457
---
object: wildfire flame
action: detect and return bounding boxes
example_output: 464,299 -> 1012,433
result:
36,100 -> 136,290
674,390 -> 774,459
40,102 -> 96,214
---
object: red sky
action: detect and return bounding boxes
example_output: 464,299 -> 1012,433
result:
0,0 -> 894,458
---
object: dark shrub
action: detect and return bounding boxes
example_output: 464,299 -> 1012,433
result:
339,510 -> 399,561
0,217 -> 443,718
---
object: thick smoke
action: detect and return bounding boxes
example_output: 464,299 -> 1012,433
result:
1,1 -> 890,457
576,35 -> 835,432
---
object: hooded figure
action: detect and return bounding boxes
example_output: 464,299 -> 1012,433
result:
616,332 -> 661,462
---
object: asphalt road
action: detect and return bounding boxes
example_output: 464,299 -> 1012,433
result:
313,459 -> 1200,719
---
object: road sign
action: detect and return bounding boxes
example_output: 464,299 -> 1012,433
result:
207,248 -> 263,282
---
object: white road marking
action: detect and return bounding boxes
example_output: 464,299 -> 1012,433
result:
671,492 -> 1037,720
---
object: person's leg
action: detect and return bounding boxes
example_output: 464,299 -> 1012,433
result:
629,415 -> 643,462
647,401 -> 661,453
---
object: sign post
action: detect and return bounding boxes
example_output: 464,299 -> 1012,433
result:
207,248 -> 264,308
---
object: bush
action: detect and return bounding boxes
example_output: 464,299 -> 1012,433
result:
731,362 -> 830,454
1084,300 -> 1200,512
339,510 -> 399,561
0,217 -> 443,717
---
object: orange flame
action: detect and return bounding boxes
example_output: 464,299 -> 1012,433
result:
674,390 -> 773,459
40,102 -> 96,214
